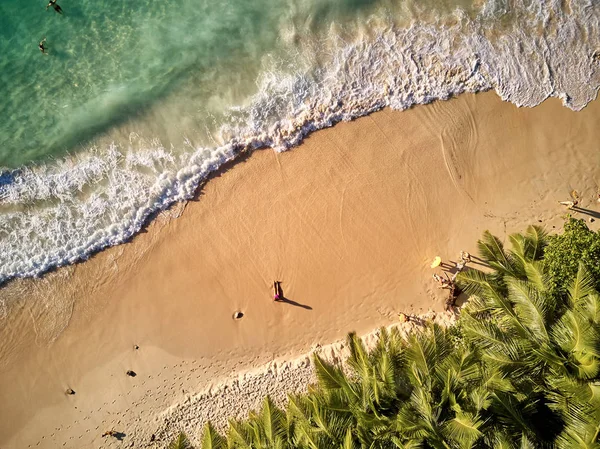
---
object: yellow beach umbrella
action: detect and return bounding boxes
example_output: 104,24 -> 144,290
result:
430,256 -> 442,268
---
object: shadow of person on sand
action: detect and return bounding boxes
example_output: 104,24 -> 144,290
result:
103,431 -> 126,441
571,206 -> 600,219
275,281 -> 312,310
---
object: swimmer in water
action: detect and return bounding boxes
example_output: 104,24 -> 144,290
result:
46,0 -> 63,14
39,37 -> 47,54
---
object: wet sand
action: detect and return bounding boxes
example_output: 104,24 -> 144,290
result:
1,92 -> 599,448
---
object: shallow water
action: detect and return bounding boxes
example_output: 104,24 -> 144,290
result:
0,0 -> 599,284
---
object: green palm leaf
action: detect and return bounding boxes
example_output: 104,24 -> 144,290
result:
201,423 -> 225,449
313,354 -> 360,402
569,263 -> 597,308
506,278 -> 550,341
227,420 -> 253,449
581,293 -> 600,324
523,261 -> 551,293
478,231 -> 518,276
525,225 -> 548,261
490,392 -> 534,438
442,411 -> 483,449
169,432 -> 193,449
258,396 -> 287,446
342,428 -> 356,449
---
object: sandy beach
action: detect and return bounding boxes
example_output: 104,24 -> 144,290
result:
1,91 -> 600,448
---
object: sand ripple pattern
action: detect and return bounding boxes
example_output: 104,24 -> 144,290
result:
0,0 -> 599,283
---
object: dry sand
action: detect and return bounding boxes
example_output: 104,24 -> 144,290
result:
1,91 -> 600,448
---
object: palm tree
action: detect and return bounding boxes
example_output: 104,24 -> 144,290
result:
174,225 -> 600,449
458,227 -> 600,448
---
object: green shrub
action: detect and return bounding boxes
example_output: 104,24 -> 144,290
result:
544,217 -> 600,297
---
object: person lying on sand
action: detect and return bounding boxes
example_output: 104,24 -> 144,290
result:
459,251 -> 471,264
433,273 -> 453,289
559,190 -> 580,209
46,0 -> 63,14
455,251 -> 471,271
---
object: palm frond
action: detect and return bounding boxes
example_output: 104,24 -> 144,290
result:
519,433 -> 536,449
442,411 -> 483,449
347,332 -> 371,381
580,293 -> 600,324
478,231 -> 518,276
227,420 -> 253,449
524,225 -> 548,261
169,432 -> 193,449
457,269 -> 499,299
313,354 -> 360,402
490,392 -> 534,437
568,262 -> 597,308
506,278 -> 550,341
390,436 -> 423,449
523,261 -> 551,293
342,428 -> 356,449
258,396 -> 287,445
201,423 -> 225,449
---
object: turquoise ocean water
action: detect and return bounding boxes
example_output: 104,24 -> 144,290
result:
0,0 -> 599,283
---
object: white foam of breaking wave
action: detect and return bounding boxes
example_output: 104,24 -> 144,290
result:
0,0 -> 599,283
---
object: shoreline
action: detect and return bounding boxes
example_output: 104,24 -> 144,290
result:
1,91 -> 600,448
148,310 -> 456,447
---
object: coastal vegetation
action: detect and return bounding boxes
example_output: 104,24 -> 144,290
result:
170,218 -> 600,448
